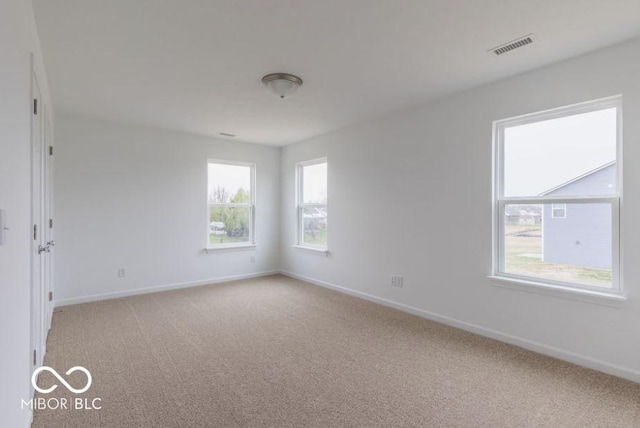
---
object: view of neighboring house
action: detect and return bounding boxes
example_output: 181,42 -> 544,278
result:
210,221 -> 225,233
541,162 -> 615,269
506,205 -> 541,225
303,206 -> 327,223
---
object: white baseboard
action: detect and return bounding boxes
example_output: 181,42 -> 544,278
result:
280,270 -> 640,384
54,271 -> 280,307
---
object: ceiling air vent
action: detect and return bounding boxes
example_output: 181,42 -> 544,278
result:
489,34 -> 536,56
219,132 -> 236,138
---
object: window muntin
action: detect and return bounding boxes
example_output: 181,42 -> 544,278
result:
297,159 -> 327,249
494,97 -> 621,292
207,160 -> 255,247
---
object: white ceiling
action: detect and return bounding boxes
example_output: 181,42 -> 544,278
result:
33,0 -> 640,146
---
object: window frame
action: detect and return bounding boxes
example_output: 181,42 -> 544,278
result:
492,96 -> 623,295
206,159 -> 256,250
551,203 -> 567,219
296,158 -> 328,252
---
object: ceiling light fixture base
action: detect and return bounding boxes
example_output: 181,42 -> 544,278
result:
261,73 -> 303,99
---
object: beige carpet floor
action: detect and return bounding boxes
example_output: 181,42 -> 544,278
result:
33,275 -> 640,427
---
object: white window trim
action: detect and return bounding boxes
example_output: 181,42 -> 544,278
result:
206,159 -> 256,251
205,244 -> 256,254
491,95 -> 623,297
292,245 -> 329,256
551,203 -> 567,219
296,158 -> 328,252
487,275 -> 626,307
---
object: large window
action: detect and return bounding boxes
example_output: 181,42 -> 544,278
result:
493,97 -> 621,293
207,160 -> 255,248
297,159 -> 327,250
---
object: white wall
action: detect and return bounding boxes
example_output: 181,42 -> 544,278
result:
281,38 -> 640,382
0,0 -> 53,426
54,115 -> 280,305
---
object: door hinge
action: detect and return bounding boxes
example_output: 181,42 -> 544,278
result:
49,218 -> 53,229
33,99 -> 38,115
49,291 -> 53,302
33,224 -> 37,240
33,349 -> 36,366
49,146 -> 53,156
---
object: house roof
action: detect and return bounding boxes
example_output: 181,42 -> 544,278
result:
539,161 -> 616,196
505,205 -> 541,217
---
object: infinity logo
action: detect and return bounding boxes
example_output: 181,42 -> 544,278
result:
32,366 -> 93,394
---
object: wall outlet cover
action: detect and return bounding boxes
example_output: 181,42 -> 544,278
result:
391,276 -> 403,288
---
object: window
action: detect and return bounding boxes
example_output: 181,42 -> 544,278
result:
297,159 -> 327,250
551,204 -> 566,219
493,97 -> 621,293
207,160 -> 255,248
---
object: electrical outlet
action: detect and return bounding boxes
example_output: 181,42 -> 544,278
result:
117,268 -> 126,278
250,255 -> 255,263
390,275 -> 403,288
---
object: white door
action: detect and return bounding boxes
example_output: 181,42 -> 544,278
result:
31,71 -> 45,369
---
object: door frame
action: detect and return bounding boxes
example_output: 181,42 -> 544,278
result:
30,56 -> 53,380
43,104 -> 54,333
31,63 -> 44,372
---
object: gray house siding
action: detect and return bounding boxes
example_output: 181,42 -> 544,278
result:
542,164 -> 614,269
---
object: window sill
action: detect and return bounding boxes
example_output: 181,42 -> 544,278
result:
293,245 -> 329,256
205,244 -> 256,253
487,275 -> 626,307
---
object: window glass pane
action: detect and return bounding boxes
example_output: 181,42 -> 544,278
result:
503,203 -> 612,288
504,108 -> 617,197
208,163 -> 251,203
209,206 -> 251,245
302,162 -> 327,204
302,206 -> 327,247
551,204 -> 566,219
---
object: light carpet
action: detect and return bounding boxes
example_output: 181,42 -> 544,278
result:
32,275 -> 640,427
